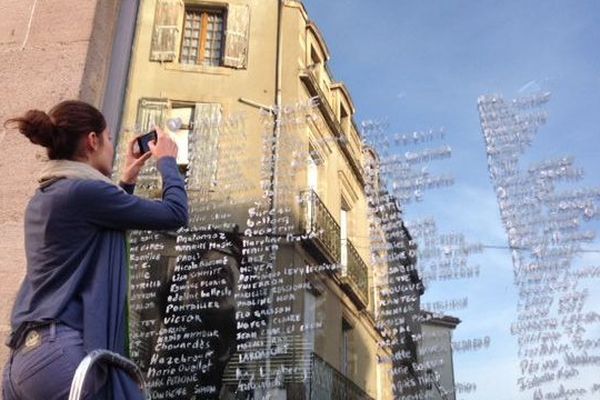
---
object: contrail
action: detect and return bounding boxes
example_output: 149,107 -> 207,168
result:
518,80 -> 539,93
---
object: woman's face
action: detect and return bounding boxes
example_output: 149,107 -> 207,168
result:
95,127 -> 115,177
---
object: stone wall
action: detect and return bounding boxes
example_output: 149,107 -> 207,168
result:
0,0 -> 121,368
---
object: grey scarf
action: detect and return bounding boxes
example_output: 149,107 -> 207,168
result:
38,160 -> 125,192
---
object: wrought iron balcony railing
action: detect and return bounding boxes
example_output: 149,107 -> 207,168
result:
301,190 -> 370,310
301,190 -> 341,264
309,352 -> 374,400
342,239 -> 369,309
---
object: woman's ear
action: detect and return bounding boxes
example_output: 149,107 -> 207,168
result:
84,131 -> 101,152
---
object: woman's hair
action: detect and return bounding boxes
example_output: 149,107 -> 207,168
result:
4,100 -> 107,160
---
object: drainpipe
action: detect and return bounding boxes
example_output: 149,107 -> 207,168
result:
264,0 -> 284,392
271,0 -> 284,198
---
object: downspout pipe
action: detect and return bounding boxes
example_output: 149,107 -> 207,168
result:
270,0 -> 284,199
264,0 -> 284,390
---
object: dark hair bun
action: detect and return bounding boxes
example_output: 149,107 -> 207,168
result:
18,109 -> 56,148
4,100 -> 106,160
8,110 -> 56,148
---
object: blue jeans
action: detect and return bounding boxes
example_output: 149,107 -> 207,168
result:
2,323 -> 107,400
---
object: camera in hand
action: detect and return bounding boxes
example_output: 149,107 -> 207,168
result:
136,130 -> 157,155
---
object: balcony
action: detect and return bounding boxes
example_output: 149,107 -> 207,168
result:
301,190 -> 369,310
301,190 -> 341,264
341,239 -> 369,309
309,352 -> 374,400
299,67 -> 364,185
223,351 -> 374,400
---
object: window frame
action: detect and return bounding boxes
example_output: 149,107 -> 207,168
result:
340,196 -> 351,268
341,318 -> 353,376
179,5 -> 226,67
168,101 -> 196,169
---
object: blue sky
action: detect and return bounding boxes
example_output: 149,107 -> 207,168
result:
303,1 -> 600,398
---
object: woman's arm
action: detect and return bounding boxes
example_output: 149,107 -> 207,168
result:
118,181 -> 136,194
120,135 -> 153,186
73,156 -> 188,231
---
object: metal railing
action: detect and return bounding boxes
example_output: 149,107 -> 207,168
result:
69,349 -> 147,400
309,352 -> 374,400
343,239 -> 370,307
301,189 -> 370,309
301,190 -> 341,263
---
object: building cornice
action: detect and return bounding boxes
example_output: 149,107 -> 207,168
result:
306,22 -> 331,62
421,312 -> 461,329
331,82 -> 356,115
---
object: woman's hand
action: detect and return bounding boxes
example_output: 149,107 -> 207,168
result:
121,136 -> 152,184
148,126 -> 178,160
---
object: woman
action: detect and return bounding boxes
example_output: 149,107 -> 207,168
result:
1,100 -> 188,399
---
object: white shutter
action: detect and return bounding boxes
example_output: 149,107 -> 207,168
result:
187,103 -> 222,195
136,98 -> 170,132
222,4 -> 250,69
150,0 -> 184,62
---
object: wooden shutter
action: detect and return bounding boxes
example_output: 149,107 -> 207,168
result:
187,103 -> 222,194
150,0 -> 184,62
136,98 -> 170,131
222,4 -> 250,69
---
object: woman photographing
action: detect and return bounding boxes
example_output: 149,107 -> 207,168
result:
1,100 -> 188,399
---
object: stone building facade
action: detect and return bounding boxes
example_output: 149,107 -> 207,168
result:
0,1 -> 424,398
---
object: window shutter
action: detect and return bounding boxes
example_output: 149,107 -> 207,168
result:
222,4 -> 250,69
136,98 -> 170,131
136,98 -> 171,197
150,0 -> 184,62
187,103 -> 222,195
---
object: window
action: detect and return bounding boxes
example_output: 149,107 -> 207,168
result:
304,291 -> 317,353
168,104 -> 194,166
340,198 -> 350,268
180,8 -> 224,66
310,46 -> 320,65
309,46 -> 321,76
340,104 -> 350,133
150,0 -> 250,69
306,144 -> 324,228
135,99 -> 193,167
341,318 -> 353,376
309,45 -> 326,92
307,148 -> 319,191
136,99 -> 222,192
